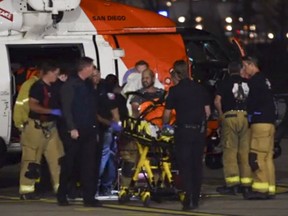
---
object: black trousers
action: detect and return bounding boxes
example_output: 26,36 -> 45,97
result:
57,122 -> 80,195
174,127 -> 205,204
58,127 -> 101,203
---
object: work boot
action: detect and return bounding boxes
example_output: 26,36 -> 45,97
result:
240,186 -> 252,197
83,199 -> 102,207
243,191 -> 269,200
182,194 -> 193,211
57,194 -> 69,206
20,192 -> 40,200
216,185 -> 238,195
268,194 -> 276,200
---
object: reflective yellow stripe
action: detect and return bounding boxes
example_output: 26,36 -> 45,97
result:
15,98 -> 29,105
15,101 -> 24,105
252,182 -> 269,191
225,176 -> 240,184
53,184 -> 59,193
269,185 -> 276,193
241,177 -> 252,185
19,185 -> 35,193
23,98 -> 29,103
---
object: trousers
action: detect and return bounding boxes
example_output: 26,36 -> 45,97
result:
174,127 -> 205,204
57,127 -> 101,203
99,127 -> 117,191
221,111 -> 252,187
249,123 -> 275,195
19,118 -> 64,194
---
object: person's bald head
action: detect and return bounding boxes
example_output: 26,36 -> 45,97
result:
141,68 -> 155,89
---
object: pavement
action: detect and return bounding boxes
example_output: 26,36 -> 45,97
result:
0,140 -> 288,216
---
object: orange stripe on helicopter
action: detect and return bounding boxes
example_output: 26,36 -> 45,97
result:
80,0 -> 177,34
80,0 -> 187,88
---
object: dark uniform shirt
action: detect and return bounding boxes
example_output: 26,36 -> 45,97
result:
60,75 -> 97,130
92,79 -> 106,115
247,72 -> 276,124
51,79 -> 65,108
97,85 -> 128,130
98,91 -> 117,129
216,75 -> 249,113
29,79 -> 58,122
117,93 -> 128,121
165,78 -> 209,125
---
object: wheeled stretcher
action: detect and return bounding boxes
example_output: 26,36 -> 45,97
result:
118,100 -> 176,206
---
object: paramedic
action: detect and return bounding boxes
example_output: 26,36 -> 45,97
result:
122,60 -> 149,85
97,74 -> 127,196
163,60 -> 210,211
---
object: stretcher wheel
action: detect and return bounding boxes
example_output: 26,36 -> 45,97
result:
178,191 -> 185,202
118,189 -> 130,204
141,191 -> 151,207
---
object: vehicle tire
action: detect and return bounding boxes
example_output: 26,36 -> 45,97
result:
0,138 -> 7,168
5,152 -> 22,165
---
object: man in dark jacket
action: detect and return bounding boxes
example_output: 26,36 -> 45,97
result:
57,57 -> 102,207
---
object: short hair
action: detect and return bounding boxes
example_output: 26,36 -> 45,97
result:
77,56 -> 94,72
39,60 -> 58,75
172,60 -> 189,79
135,60 -> 149,68
228,61 -> 242,75
242,56 -> 258,67
105,74 -> 118,85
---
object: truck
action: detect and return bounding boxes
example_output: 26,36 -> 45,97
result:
0,0 -> 188,167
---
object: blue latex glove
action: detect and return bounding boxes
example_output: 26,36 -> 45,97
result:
50,109 -> 62,116
110,121 -> 122,132
162,124 -> 174,135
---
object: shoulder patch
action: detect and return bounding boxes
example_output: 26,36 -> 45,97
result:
107,93 -> 116,100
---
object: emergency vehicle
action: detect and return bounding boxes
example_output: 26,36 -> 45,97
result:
0,0 -> 187,167
0,1 -> 282,170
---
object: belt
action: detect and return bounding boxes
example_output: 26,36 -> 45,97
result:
33,120 -> 56,138
175,124 -> 201,129
228,110 -> 246,112
225,114 -> 248,118
225,114 -> 237,118
34,119 -> 56,127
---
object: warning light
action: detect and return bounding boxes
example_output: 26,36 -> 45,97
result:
158,10 -> 168,17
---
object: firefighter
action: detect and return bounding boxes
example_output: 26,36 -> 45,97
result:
214,61 -> 252,195
242,56 -> 276,200
19,60 -> 64,200
163,60 -> 210,211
